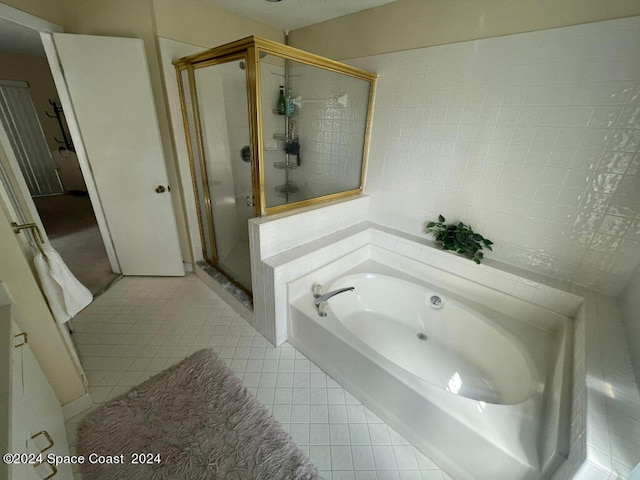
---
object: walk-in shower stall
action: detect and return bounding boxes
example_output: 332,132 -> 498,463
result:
174,37 -> 376,295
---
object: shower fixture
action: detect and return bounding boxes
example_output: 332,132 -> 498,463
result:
174,35 -> 375,297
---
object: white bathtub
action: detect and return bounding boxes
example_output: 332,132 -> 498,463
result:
288,245 -> 572,480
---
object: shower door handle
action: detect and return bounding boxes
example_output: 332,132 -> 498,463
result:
245,194 -> 254,207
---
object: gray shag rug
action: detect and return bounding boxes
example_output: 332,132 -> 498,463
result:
77,349 -> 320,480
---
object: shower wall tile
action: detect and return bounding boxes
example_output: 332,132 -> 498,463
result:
286,65 -> 370,202
348,16 -> 640,296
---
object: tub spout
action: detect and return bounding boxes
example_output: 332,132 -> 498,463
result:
313,286 -> 354,307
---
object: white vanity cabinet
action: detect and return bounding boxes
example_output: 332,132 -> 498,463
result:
2,286 -> 72,480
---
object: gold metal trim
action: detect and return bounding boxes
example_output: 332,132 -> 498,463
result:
245,45 -> 263,217
13,332 -> 27,348
175,66 -> 208,262
34,462 -> 57,480
173,37 -> 256,67
175,37 -> 376,219
264,189 -> 363,216
175,53 -> 256,296
174,37 -> 377,295
174,36 -> 377,82
361,78 -> 377,191
31,430 -> 55,453
42,464 -> 57,480
187,65 -> 218,263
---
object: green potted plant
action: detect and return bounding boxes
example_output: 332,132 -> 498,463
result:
425,215 -> 493,264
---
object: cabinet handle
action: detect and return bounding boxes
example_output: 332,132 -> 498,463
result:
43,464 -> 58,479
14,332 -> 28,348
34,462 -> 57,479
31,430 -> 55,453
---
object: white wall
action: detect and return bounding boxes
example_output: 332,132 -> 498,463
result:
618,264 -> 640,389
290,0 -> 640,61
349,16 -> 640,296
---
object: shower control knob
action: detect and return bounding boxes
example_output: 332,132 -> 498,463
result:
155,185 -> 166,193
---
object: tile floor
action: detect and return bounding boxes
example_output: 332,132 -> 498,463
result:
66,274 -> 451,480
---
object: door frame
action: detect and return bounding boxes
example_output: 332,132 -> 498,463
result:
0,3 -> 121,273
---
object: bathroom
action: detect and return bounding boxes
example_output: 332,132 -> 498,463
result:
0,0 -> 639,479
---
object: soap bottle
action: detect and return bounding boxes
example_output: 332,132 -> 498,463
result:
286,87 -> 295,116
277,86 -> 286,115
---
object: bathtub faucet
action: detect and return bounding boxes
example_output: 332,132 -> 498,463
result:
312,284 -> 354,317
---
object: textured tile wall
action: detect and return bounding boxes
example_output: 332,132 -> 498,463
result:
288,63 -> 370,200
349,16 -> 640,296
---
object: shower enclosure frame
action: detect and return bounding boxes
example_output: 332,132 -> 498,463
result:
173,36 -> 376,293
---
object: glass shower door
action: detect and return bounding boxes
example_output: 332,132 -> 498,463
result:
181,56 -> 254,293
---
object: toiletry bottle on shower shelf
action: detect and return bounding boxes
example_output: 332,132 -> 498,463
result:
286,87 -> 295,116
277,86 -> 286,115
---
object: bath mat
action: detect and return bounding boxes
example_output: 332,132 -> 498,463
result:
77,349 -> 320,480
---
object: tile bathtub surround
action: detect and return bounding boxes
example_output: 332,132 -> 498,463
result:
259,216 -> 584,346
348,16 -> 640,296
249,195 -> 370,343
66,274 -> 451,480
259,216 -> 637,479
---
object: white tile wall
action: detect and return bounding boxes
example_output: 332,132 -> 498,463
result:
249,195 -> 370,343
348,16 -> 640,296
287,63 -> 370,200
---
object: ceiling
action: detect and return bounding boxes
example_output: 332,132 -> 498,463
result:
207,0 -> 398,31
0,17 -> 45,57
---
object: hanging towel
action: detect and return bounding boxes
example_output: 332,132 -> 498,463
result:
34,244 -> 93,324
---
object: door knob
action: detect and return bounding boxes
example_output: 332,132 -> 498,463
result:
155,185 -> 166,193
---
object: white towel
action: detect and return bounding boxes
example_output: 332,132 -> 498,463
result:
34,244 -> 93,324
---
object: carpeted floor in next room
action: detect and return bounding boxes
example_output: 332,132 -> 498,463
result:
66,273 -> 451,480
33,193 -> 118,295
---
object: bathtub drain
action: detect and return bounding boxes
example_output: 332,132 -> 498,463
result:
417,333 -> 428,341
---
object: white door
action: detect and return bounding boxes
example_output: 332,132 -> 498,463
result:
49,33 -> 184,276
